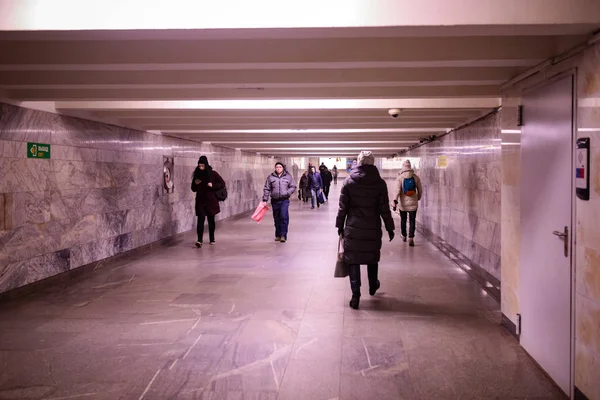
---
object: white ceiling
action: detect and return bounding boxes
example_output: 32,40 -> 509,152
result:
1,0 -> 600,157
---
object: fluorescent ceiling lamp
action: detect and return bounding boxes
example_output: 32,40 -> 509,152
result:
501,129 -> 521,134
238,147 -> 407,151
578,128 -> 600,132
161,128 -> 445,134
210,140 -> 415,144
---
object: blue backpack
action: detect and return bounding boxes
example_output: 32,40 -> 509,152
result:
403,177 -> 416,196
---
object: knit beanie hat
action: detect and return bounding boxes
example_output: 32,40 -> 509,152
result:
357,151 -> 375,166
198,156 -> 209,167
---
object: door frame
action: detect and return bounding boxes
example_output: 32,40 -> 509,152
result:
519,68 -> 577,398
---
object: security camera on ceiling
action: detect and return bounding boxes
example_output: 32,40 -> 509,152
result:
388,108 -> 401,119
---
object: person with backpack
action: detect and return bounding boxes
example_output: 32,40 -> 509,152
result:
262,162 -> 297,242
393,159 -> 423,246
191,155 -> 226,247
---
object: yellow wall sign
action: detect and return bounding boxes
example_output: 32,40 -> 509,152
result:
437,155 -> 447,168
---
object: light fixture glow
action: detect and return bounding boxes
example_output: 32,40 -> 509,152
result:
161,128 -> 446,134
238,147 -> 407,151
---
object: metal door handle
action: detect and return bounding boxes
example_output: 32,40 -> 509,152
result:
552,226 -> 569,257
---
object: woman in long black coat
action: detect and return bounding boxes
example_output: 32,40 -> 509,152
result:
298,171 -> 311,202
335,151 -> 395,309
191,155 -> 225,247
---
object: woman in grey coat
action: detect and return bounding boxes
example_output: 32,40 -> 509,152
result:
336,151 -> 395,309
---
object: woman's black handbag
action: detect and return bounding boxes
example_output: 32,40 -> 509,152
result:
215,186 -> 228,202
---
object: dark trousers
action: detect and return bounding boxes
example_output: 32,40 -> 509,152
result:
400,210 -> 417,238
197,214 -> 216,243
272,199 -> 290,239
323,185 -> 331,199
348,264 -> 378,297
333,176 -> 338,184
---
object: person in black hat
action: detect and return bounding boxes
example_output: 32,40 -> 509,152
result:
191,156 -> 225,247
262,162 -> 297,242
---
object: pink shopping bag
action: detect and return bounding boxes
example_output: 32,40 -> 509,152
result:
251,203 -> 269,223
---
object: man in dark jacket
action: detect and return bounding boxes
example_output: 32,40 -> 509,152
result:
262,162 -> 297,242
321,167 -> 333,200
336,151 -> 395,309
308,166 -> 323,209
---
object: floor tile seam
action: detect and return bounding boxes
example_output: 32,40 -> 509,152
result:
275,282 -> 317,400
183,316 -> 252,397
338,273 -> 349,400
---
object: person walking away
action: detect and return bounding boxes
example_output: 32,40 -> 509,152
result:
191,156 -> 226,247
332,165 -> 339,184
308,166 -> 323,209
393,160 -> 423,247
336,151 -> 395,310
262,162 -> 297,242
321,167 -> 333,200
319,162 -> 327,174
299,171 -> 310,202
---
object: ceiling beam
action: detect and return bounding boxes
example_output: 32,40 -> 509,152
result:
0,36 -> 566,64
53,98 -> 501,110
0,67 -> 524,85
9,85 -> 501,100
82,109 -> 488,118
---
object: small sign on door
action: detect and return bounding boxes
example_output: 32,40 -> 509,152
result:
576,138 -> 590,200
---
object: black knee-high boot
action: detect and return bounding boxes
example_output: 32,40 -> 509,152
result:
367,264 -> 380,296
348,264 -> 361,309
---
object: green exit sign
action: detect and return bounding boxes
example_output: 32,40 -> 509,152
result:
27,142 -> 51,159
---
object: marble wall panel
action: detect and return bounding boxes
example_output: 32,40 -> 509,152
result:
0,249 -> 70,293
382,112 -> 501,280
0,158 -> 52,193
0,193 -> 4,231
52,145 -> 98,162
1,140 -> 26,158
0,105 -> 54,143
0,224 -> 47,264
11,191 -> 50,227
0,102 -> 303,295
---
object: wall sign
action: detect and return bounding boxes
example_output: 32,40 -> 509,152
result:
163,156 -> 175,194
27,142 -> 51,159
576,138 -> 590,201
437,155 -> 448,168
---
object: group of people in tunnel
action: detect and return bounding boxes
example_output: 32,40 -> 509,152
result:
297,163 -> 336,208
190,152 -> 422,309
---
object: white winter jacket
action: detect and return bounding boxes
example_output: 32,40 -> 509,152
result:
394,168 -> 422,212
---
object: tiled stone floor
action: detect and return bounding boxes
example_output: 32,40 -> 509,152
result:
0,185 -> 564,399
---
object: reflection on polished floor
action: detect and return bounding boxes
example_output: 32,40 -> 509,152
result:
0,185 -> 563,400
